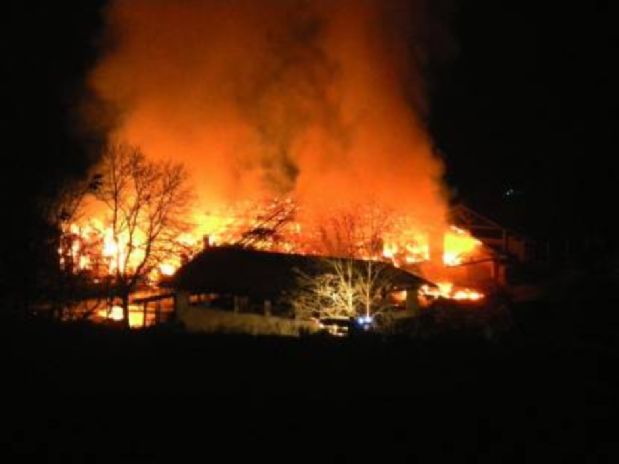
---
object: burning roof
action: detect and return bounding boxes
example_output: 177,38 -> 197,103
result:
172,246 -> 431,299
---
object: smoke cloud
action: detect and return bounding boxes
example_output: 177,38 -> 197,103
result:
90,0 -> 450,233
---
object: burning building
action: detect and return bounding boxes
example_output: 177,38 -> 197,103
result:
169,246 -> 430,336
59,1 -> 512,328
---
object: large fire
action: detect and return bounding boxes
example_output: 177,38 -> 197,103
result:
62,196 -> 486,291
65,0 -> 492,326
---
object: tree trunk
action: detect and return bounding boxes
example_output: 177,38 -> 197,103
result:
121,291 -> 131,329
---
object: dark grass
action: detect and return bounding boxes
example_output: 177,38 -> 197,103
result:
2,301 -> 619,462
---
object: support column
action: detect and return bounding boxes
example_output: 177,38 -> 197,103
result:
405,289 -> 420,317
492,260 -> 507,286
175,291 -> 190,322
264,299 -> 272,316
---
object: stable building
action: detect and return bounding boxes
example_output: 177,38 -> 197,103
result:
170,246 -> 431,336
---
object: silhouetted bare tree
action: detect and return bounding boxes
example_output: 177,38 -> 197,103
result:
47,175 -> 103,320
236,197 -> 297,249
315,204 -> 393,259
287,204 -> 399,321
288,258 -> 394,321
95,143 -> 192,327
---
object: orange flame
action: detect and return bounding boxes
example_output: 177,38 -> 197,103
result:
63,198 -> 488,284
419,281 -> 485,303
96,305 -> 149,328
443,226 -> 482,267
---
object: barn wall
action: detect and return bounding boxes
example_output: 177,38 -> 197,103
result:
176,293 -> 319,336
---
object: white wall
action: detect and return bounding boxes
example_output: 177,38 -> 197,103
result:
176,295 -> 320,337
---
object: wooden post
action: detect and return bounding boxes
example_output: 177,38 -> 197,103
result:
264,299 -> 272,316
405,289 -> 420,317
492,259 -> 507,285
175,291 -> 190,316
155,301 -> 161,325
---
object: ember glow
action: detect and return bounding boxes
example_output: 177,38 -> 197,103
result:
419,282 -> 485,303
59,216 -> 193,281
63,196 -> 484,281
96,305 -> 149,328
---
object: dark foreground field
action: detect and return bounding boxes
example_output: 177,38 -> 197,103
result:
2,302 -> 619,462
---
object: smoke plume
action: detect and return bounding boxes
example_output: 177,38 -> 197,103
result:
90,0 -> 450,234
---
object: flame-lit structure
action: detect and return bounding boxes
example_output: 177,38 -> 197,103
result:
62,198 -> 489,274
60,198 -> 493,328
60,1 -> 524,327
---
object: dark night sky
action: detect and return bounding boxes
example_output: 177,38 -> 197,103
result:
3,1 -> 617,241
430,1 -> 617,239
